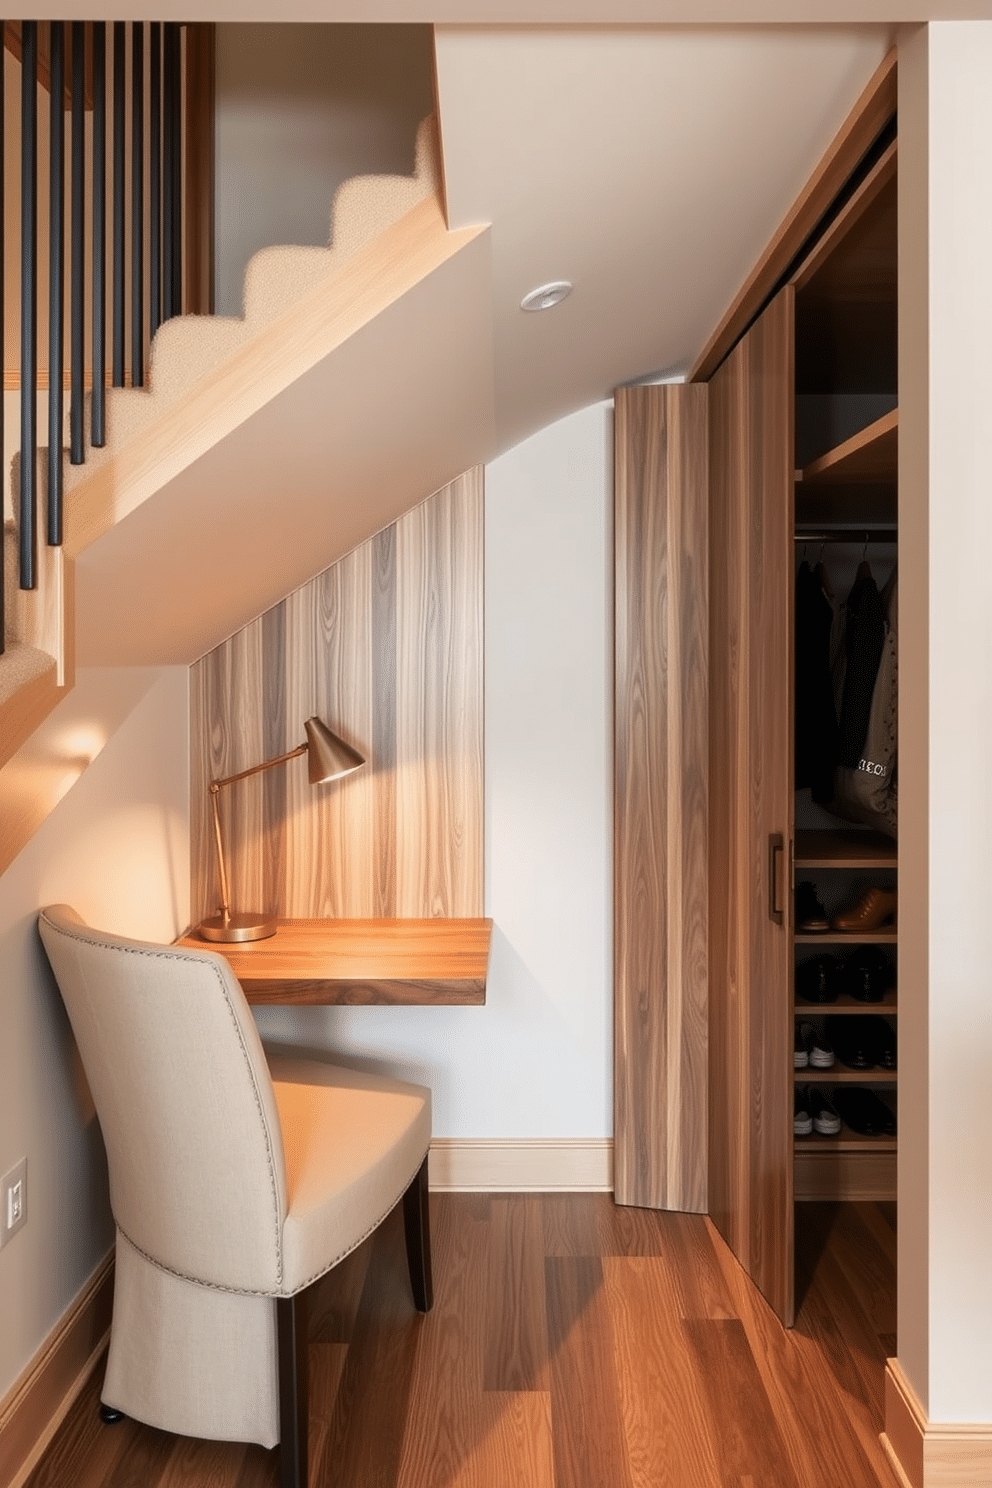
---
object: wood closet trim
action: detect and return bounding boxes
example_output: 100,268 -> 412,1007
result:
707,289 -> 794,1325
689,47 -> 896,384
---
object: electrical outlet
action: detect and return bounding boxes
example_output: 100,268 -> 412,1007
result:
0,1158 -> 27,1248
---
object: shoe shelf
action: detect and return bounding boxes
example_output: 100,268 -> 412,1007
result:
794,990 -> 897,1015
794,1135 -> 897,1201
793,829 -> 896,870
792,843 -> 898,1201
795,929 -> 897,945
795,1130 -> 897,1152
794,1068 -> 897,1084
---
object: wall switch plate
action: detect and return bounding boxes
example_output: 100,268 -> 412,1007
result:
0,1158 -> 28,1248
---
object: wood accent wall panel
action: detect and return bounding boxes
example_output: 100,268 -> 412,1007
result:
190,470 -> 483,924
395,486 -> 484,917
614,384 -> 709,1214
707,290 -> 794,1325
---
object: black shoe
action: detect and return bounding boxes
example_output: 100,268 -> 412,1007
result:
831,1086 -> 896,1136
794,1022 -> 812,1069
794,1085 -> 812,1137
796,881 -> 829,932
862,1015 -> 897,1069
843,947 -> 889,1003
796,954 -> 840,1004
831,1016 -> 876,1070
808,1086 -> 841,1136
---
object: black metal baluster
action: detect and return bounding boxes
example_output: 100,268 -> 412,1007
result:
164,22 -> 181,318
1,22 -> 5,652
47,22 -> 65,537
20,21 -> 38,590
131,21 -> 143,386
91,22 -> 107,447
70,21 -> 85,470
149,22 -> 161,342
112,21 -> 125,385
162,22 -> 174,319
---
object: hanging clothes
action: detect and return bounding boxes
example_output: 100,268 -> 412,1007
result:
794,559 -> 839,804
832,567 -> 897,837
836,560 -> 887,767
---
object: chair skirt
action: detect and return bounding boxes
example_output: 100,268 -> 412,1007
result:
103,1230 -> 281,1447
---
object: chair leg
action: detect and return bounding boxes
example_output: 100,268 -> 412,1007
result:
401,1155 -> 434,1313
276,1292 -> 309,1488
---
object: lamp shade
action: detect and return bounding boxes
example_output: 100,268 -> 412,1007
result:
304,717 -> 365,784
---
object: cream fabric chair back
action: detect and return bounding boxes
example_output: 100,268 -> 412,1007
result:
38,904 -> 288,1294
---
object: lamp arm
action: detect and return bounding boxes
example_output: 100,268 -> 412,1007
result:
207,742 -> 308,922
209,784 -> 232,922
209,742 -> 308,794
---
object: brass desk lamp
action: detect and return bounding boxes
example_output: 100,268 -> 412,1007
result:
198,717 -> 364,943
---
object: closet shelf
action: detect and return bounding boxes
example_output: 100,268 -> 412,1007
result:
795,408 -> 898,486
795,929 -> 897,945
794,991 -> 897,1015
795,1133 -> 896,1153
794,1068 -> 897,1084
794,829 -> 896,869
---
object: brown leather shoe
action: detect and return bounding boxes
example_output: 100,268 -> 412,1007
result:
830,886 -> 897,932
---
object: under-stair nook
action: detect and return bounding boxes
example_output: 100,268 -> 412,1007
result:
1,20 -> 494,879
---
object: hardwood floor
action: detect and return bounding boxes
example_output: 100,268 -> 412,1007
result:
24,1196 -> 899,1488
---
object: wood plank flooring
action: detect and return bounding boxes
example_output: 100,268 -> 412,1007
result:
23,1197 -> 899,1488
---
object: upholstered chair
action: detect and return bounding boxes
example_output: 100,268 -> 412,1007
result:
38,904 -> 433,1488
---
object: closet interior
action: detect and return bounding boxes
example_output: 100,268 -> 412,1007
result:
791,139 -> 898,1207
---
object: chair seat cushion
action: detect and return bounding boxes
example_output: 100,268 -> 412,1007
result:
268,1054 -> 430,1295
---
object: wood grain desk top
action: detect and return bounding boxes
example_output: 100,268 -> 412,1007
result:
176,918 -> 492,1006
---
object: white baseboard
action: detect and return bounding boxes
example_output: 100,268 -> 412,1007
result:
428,1138 -> 613,1192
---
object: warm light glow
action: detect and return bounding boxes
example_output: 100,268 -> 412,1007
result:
53,723 -> 108,767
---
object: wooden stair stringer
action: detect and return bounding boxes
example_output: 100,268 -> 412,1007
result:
65,194 -> 486,566
71,201 -> 494,666
60,116 -> 442,487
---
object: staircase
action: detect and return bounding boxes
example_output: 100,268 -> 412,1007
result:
0,108 -> 494,863
0,104 -> 493,874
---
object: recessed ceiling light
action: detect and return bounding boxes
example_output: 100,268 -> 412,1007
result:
520,281 -> 573,313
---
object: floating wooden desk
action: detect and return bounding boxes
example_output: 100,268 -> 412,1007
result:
176,918 -> 492,1006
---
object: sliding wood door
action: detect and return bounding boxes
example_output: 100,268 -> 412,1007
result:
707,289 -> 794,1324
614,383 -> 709,1213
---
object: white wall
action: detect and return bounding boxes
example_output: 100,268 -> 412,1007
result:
0,667 -> 189,1405
899,20 -> 992,1428
256,400 -> 614,1143
214,23 -> 434,315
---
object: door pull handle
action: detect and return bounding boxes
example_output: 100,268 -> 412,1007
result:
768,833 -> 784,926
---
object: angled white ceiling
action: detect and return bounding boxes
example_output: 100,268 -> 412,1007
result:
435,25 -> 894,449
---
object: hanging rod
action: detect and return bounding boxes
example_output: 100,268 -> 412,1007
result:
794,528 -> 897,544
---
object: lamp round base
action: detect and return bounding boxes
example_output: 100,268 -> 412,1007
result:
197,913 -> 277,943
